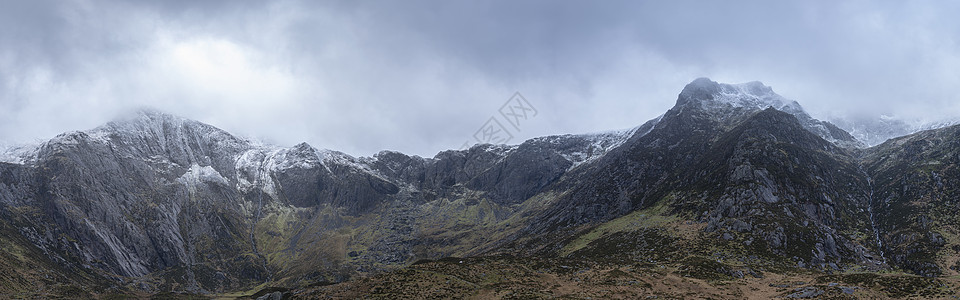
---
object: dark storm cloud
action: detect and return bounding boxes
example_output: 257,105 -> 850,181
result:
1,1 -> 958,156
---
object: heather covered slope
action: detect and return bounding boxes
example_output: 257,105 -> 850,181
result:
289,256 -> 958,299
864,124 -> 960,277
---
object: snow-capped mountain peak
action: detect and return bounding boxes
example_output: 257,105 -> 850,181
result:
676,78 -> 863,148
678,78 -> 792,111
91,109 -> 243,146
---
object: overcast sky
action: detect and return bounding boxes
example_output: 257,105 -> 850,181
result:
1,0 -> 958,157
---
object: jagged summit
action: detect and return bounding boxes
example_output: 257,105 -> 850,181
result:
674,78 -> 863,148
677,77 -> 798,111
94,109 -> 230,138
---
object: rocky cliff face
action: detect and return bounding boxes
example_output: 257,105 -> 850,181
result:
496,81 -> 879,273
0,79 -> 956,296
863,125 -> 960,277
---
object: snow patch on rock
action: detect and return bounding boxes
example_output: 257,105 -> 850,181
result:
559,128 -> 641,169
0,143 -> 40,164
178,164 -> 230,194
710,81 -> 791,110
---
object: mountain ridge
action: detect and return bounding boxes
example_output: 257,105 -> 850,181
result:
2,78 -> 960,298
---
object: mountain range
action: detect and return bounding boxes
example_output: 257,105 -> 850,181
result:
1,78 -> 959,298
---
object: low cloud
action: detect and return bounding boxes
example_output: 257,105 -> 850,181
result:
1,0 -> 958,156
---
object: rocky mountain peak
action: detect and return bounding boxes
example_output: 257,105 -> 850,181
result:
677,77 -> 723,104
677,77 -> 789,111
76,109 -> 252,172
673,78 -> 862,148
291,141 -> 315,152
95,109 -> 232,140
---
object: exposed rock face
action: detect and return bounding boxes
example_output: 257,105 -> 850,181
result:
503,97 -> 878,271
1,113 -> 263,292
863,125 -> 960,277
1,79 -> 958,295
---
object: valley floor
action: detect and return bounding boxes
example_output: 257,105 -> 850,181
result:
223,256 -> 959,299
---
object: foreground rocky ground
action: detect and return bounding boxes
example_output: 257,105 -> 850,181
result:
232,256 -> 955,299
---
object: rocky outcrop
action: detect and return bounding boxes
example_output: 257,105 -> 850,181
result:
863,124 -> 960,277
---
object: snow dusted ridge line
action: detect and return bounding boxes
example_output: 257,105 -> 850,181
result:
233,140 -> 399,200
702,80 -> 799,112
682,78 -> 865,148
179,164 -> 230,195
0,142 -> 41,164
829,114 -> 960,147
555,125 -> 645,170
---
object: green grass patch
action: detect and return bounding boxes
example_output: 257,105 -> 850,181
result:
559,197 -> 678,256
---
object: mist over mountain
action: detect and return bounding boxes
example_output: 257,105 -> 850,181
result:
828,114 -> 960,147
2,78 -> 960,298
3,1 -> 960,158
